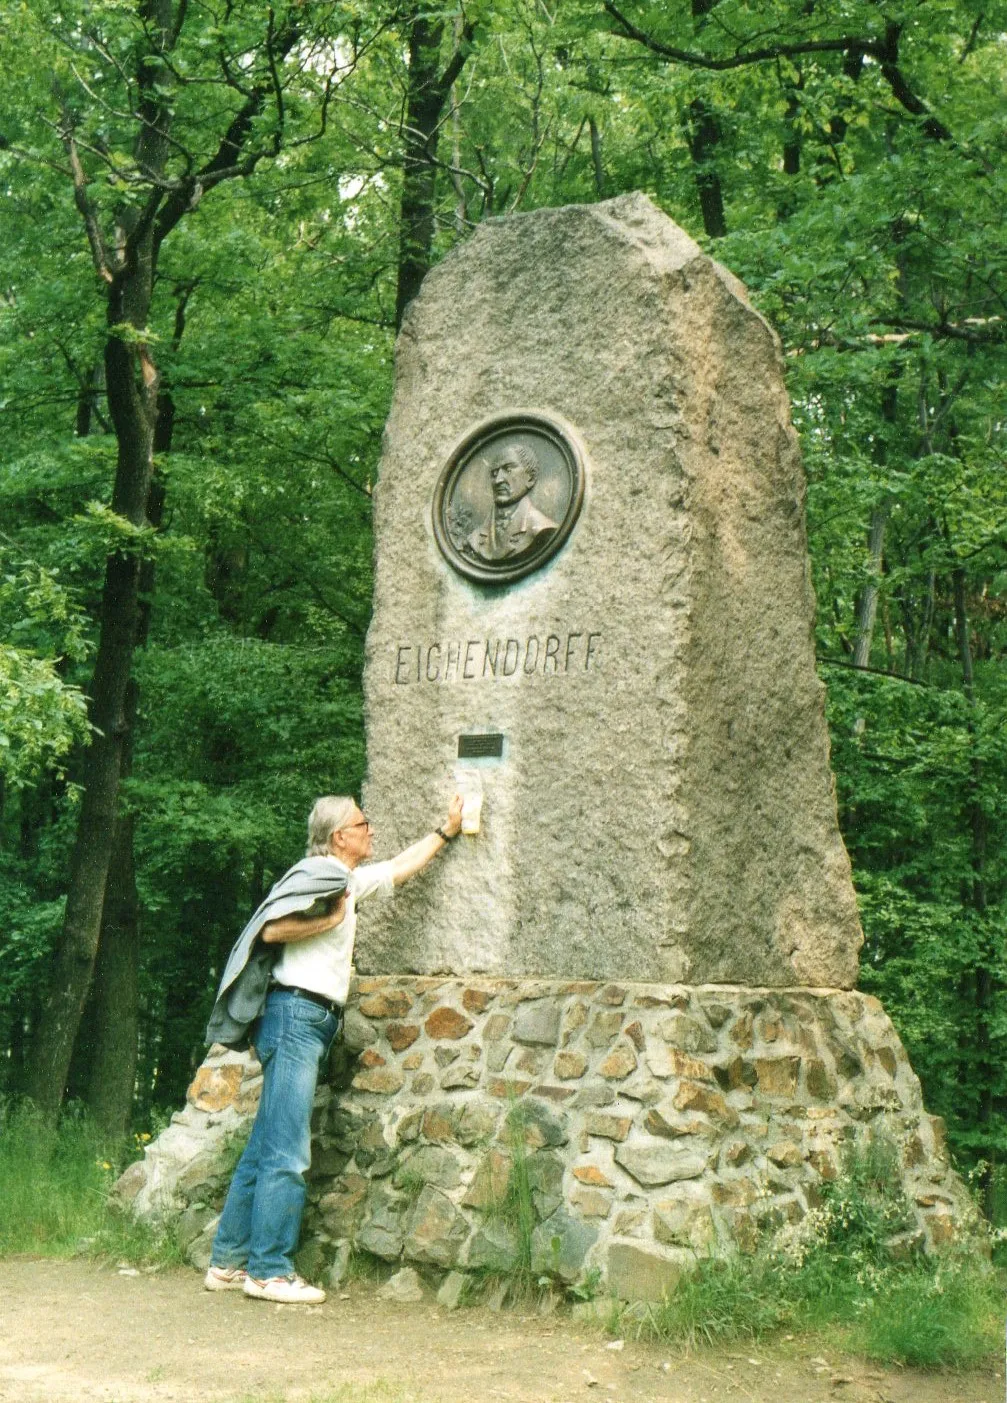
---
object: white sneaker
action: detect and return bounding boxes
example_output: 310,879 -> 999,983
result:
204,1265 -> 247,1292
243,1273 -> 326,1305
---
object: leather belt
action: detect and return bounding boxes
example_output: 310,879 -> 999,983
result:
269,982 -> 342,1016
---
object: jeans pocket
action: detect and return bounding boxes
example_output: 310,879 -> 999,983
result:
295,998 -> 334,1029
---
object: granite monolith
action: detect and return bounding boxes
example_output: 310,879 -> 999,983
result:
360,192 -> 862,988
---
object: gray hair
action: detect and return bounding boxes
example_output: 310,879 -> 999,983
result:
306,795 -> 357,856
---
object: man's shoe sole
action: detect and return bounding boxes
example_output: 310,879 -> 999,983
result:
243,1277 -> 325,1305
204,1270 -> 247,1292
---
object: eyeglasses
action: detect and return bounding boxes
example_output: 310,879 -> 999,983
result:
340,816 -> 373,833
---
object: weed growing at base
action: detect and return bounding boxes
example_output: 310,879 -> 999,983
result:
0,1098 -> 182,1266
635,1132 -> 1001,1368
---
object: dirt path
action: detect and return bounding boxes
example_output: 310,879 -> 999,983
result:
0,1260 -> 999,1403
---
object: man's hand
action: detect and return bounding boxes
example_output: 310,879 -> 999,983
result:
441,792 -> 463,839
388,793 -> 469,885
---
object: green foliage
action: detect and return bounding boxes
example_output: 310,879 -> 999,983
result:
638,1134 -> 1001,1367
0,555 -> 90,785
858,1263 -> 1001,1369
0,1098 -> 180,1266
0,0 -> 1003,1169
501,1101 -> 537,1285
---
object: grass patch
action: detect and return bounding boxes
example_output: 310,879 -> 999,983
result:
635,1130 -> 1003,1368
0,1097 -> 183,1267
858,1261 -> 1002,1369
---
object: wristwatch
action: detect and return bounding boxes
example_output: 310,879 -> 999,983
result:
436,826 -> 459,842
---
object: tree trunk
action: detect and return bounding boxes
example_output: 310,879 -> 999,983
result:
25,270 -> 160,1118
953,565 -> 994,1209
82,807 -> 140,1137
687,98 -> 727,238
852,502 -> 889,668
74,341 -> 175,1132
395,14 -> 447,329
394,10 -> 475,329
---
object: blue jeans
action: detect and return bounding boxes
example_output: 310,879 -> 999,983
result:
210,988 -> 340,1280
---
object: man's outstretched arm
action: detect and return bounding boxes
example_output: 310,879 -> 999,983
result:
388,794 -> 464,885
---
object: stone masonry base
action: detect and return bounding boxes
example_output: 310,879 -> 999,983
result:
118,977 -> 975,1303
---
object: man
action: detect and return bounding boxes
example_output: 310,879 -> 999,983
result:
465,441 -> 557,563
203,793 -> 463,1304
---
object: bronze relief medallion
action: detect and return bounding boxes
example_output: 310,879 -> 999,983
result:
432,411 -> 586,585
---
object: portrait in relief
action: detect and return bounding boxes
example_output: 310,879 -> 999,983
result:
463,442 -> 558,563
433,412 -> 586,585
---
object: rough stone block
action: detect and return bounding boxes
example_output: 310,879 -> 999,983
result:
646,1045 -> 714,1081
403,1187 -> 470,1267
573,1164 -> 613,1187
466,1219 -> 519,1272
614,1139 -> 707,1187
598,1042 -> 638,1080
358,990 -> 413,1019
659,1014 -> 717,1054
750,1057 -> 801,1096
352,1066 -> 405,1095
395,1145 -> 462,1190
766,1140 -> 803,1168
570,1186 -> 613,1218
441,1063 -> 481,1090
805,1058 -> 836,1099
553,1051 -> 588,1080
386,1022 -> 420,1052
187,1064 -> 243,1113
674,1082 -> 738,1126
342,1008 -> 378,1052
527,1151 -> 565,1220
414,1106 -> 450,1143
425,1007 -> 474,1040
437,1270 -> 470,1309
455,1100 -> 500,1145
644,1105 -> 712,1140
462,1148 -> 511,1210
513,1001 -> 562,1046
513,1098 -> 568,1149
573,1084 -> 616,1109
584,1011 -> 624,1048
584,1112 -> 632,1142
357,1200 -> 404,1260
379,1267 -> 425,1303
606,1243 -> 685,1303
531,1208 -> 598,1283
653,1191 -> 715,1252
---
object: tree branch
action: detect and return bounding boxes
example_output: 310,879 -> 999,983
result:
61,128 -> 113,284
603,4 -> 957,146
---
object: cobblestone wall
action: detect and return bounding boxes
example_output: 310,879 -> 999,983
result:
118,977 -> 976,1302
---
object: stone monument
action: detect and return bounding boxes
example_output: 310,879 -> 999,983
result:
361,192 -> 861,990
122,196 -> 974,1300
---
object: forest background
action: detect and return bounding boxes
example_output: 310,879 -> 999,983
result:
0,0 -> 1003,1210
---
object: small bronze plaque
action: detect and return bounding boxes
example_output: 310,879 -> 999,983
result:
432,411 -> 586,585
458,732 -> 505,759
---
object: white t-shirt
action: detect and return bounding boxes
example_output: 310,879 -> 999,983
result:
271,858 -> 394,1006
